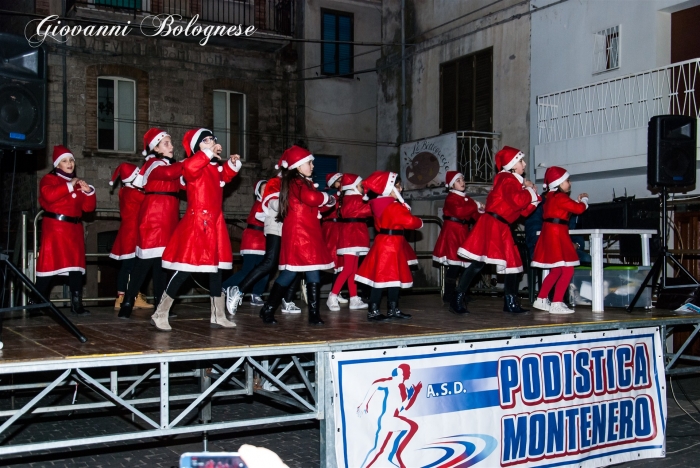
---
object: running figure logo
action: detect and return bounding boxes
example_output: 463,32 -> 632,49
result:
356,363 -> 423,468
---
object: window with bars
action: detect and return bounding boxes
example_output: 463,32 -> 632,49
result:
439,48 -> 493,134
213,90 -> 246,160
593,25 -> 620,74
97,77 -> 136,152
321,10 -> 353,77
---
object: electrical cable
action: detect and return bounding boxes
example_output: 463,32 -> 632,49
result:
670,377 -> 700,426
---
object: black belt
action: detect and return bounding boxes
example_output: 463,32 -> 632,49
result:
487,212 -> 510,225
246,224 -> 264,232
146,191 -> 179,198
322,218 -> 338,223
379,229 -> 405,236
443,216 -> 468,225
337,218 -> 370,223
544,218 -> 569,225
43,211 -> 81,224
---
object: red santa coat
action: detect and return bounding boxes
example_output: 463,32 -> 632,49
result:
279,178 -> 335,272
240,199 -> 266,255
458,172 -> 540,274
433,190 -> 481,267
36,173 -> 96,276
321,202 -> 343,272
109,186 -> 145,260
355,200 -> 423,288
337,193 -> 372,256
369,196 -> 419,266
135,157 -> 183,259
162,153 -> 241,272
531,191 -> 588,268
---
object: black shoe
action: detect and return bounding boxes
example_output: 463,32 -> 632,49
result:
449,291 -> 469,315
307,282 -> 324,325
118,296 -> 134,319
503,294 -> 529,314
259,283 -> 285,325
387,301 -> 411,319
367,302 -> 388,322
70,290 -> 91,316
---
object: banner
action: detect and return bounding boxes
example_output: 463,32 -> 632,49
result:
400,133 -> 457,191
331,328 -> 666,468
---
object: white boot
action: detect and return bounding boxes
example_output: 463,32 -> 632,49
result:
281,299 -> 301,314
532,297 -> 551,311
336,294 -> 348,304
211,294 -> 236,328
549,302 -> 574,315
326,293 -> 341,311
150,293 -> 174,332
349,296 -> 368,309
225,286 -> 244,315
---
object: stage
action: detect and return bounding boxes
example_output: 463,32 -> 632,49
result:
1,293 -> 699,466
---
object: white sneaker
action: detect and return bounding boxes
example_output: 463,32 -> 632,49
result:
337,294 -> 349,304
0,340 -> 3,350
549,302 -> 574,315
349,296 -> 368,309
281,299 -> 301,314
225,286 -> 244,315
532,297 -> 551,311
326,293 -> 341,311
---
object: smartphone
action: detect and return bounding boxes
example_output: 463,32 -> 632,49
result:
180,452 -> 248,468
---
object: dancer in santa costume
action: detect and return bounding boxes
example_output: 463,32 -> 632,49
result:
34,145 -> 96,315
258,145 -> 337,325
321,172 -> 348,303
151,128 -> 241,331
432,171 -> 483,305
327,173 -> 371,311
118,128 -> 183,319
454,146 -> 541,314
225,156 -> 303,316
355,171 -> 423,321
531,166 -> 588,314
108,163 -> 153,311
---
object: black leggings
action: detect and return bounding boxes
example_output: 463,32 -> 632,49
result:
237,234 -> 281,294
125,257 -> 167,303
35,271 -> 83,297
116,257 -> 136,293
456,261 -> 519,295
166,270 -> 222,298
369,287 -> 400,306
446,265 -> 464,283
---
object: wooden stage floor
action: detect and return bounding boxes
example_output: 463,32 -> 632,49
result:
0,293 -> 695,365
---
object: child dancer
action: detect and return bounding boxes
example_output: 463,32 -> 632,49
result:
455,146 -> 541,314
258,145 -> 336,325
221,180 -> 268,306
108,163 -> 152,310
531,166 -> 588,314
432,171 -> 483,304
322,172 -> 347,303
355,171 -> 423,321
35,145 -> 96,315
153,128 -> 241,331
327,173 -> 371,311
118,128 -> 182,318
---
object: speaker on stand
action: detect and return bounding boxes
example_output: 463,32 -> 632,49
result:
627,115 -> 699,312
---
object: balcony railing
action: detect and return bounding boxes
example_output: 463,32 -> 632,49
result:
457,130 -> 500,183
537,58 -> 700,144
67,0 -> 295,36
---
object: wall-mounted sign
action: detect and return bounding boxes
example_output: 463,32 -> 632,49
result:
400,133 -> 457,191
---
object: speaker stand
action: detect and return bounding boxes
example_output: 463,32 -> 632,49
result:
0,254 -> 88,343
626,187 -> 699,312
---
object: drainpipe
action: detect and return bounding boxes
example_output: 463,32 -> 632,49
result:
62,0 -> 67,146
401,0 -> 406,144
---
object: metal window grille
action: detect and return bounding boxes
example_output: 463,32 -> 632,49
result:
593,25 -> 620,74
97,77 -> 136,153
213,90 -> 246,160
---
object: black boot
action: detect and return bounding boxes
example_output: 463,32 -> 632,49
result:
118,295 -> 134,319
443,280 -> 456,304
449,291 -> 469,315
260,283 -> 285,325
367,302 -> 388,322
387,301 -> 411,319
504,294 -> 529,314
306,282 -> 324,325
70,290 -> 91,316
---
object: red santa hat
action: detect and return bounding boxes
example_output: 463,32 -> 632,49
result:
495,146 -> 525,171
445,171 -> 463,188
182,128 -> 214,157
142,128 -> 170,156
52,145 -> 74,167
254,179 -> 266,201
326,172 -> 343,188
341,173 -> 368,200
542,166 -> 569,191
280,145 -> 313,170
363,171 -> 404,204
109,162 -> 140,186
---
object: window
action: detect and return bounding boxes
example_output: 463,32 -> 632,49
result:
440,48 -> 493,134
311,154 -> 340,191
95,0 -> 143,8
593,25 -> 620,74
97,77 -> 136,152
213,90 -> 246,159
321,10 -> 353,76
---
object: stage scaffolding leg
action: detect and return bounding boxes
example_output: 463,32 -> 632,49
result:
160,362 -> 169,429
320,352 -> 336,468
590,233 -> 604,313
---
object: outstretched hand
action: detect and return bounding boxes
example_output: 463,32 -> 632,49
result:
578,193 -> 589,201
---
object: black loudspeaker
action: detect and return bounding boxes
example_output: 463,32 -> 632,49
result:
647,115 -> 697,188
0,33 -> 47,150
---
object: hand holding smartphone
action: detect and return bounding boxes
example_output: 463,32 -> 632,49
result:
180,452 -> 248,468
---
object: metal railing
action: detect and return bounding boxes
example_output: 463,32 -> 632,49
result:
537,58 -> 700,144
66,0 -> 295,36
456,130 -> 500,183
